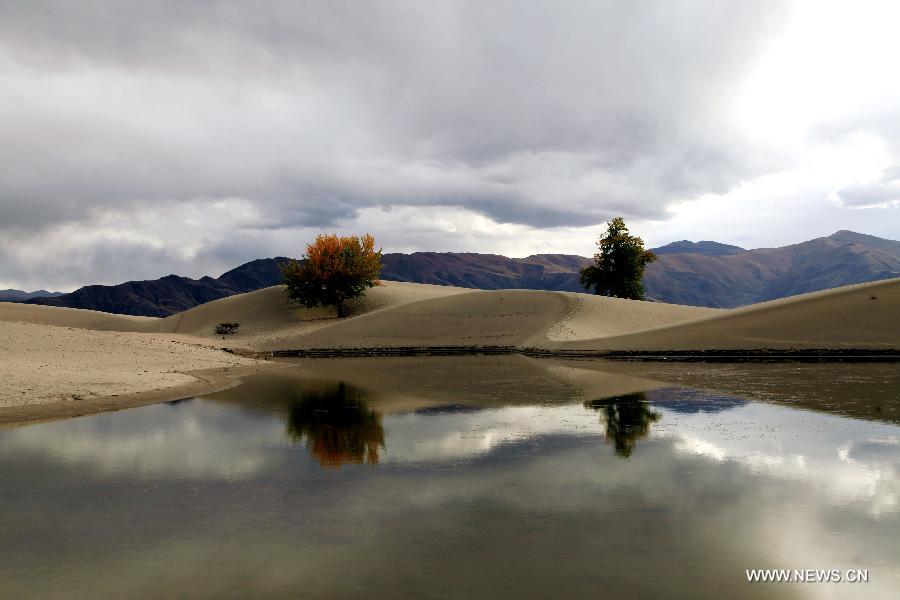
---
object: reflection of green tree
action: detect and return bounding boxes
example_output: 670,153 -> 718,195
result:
285,383 -> 385,468
585,393 -> 660,458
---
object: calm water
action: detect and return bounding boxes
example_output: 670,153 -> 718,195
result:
1,358 -> 899,599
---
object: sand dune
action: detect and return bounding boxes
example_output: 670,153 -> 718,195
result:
0,281 -> 467,337
264,287 -> 719,351
154,281 -> 469,345
0,320 -> 260,412
235,278 -> 897,353
552,277 -> 900,352
548,293 -> 718,341
1,296 -> 260,420
3,278 -> 897,353
263,289 -> 570,350
0,301 -> 156,332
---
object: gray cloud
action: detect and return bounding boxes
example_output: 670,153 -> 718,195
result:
7,1 -> 894,289
0,1 -> 786,221
836,181 -> 900,208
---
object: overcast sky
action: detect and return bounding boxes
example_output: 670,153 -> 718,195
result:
2,0 -> 899,291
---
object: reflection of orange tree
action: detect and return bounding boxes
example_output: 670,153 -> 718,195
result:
584,393 -> 660,458
285,383 -> 385,468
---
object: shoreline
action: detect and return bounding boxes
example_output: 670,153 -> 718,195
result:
0,363 -> 282,428
3,347 -> 898,428
268,345 -> 900,361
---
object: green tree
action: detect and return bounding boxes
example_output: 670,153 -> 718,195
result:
281,233 -> 382,318
584,393 -> 661,458
579,217 -> 657,300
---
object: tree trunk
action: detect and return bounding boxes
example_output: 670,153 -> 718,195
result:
336,299 -> 345,318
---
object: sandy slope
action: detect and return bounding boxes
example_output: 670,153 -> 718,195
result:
548,293 -> 718,341
3,277 -> 897,354
551,277 -> 900,351
238,278 -> 897,352
0,302 -> 157,332
0,300 -> 261,417
0,320 -> 259,409
155,281 -> 469,347
263,288 -> 719,351
264,289 -> 571,350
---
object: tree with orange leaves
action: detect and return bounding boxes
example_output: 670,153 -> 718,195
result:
281,233 -> 382,318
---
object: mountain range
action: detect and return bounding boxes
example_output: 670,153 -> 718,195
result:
644,230 -> 900,306
0,289 -> 64,302
22,259 -> 291,317
379,231 -> 900,307
13,230 -> 899,316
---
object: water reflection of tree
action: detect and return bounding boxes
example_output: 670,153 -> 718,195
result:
584,393 -> 661,458
285,383 -> 385,468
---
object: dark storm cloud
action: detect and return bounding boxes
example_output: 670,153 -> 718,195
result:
0,1 -> 788,228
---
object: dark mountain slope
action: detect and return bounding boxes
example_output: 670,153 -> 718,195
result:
25,258 -> 292,317
381,232 -> 900,306
379,253 -> 589,292
642,231 -> 900,307
652,240 -> 746,256
217,258 -> 291,293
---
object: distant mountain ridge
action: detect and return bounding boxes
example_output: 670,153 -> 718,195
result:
382,231 -> 900,306
0,289 -> 64,302
25,258 -> 292,317
379,252 -> 589,292
643,230 -> 900,307
652,240 -> 746,256
12,230 -> 900,316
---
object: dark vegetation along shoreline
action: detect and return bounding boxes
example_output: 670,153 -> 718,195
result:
268,346 -> 900,362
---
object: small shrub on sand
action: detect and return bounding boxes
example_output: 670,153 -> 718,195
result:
214,322 -> 241,335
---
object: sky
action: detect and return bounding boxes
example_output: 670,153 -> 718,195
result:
1,0 -> 899,291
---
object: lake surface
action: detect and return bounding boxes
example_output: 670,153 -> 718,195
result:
1,357 -> 899,599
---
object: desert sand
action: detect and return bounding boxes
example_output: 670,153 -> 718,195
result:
1,277 -> 898,423
0,320 -> 268,424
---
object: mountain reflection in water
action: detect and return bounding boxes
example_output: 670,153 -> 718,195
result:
285,382 -> 385,467
585,393 -> 661,458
